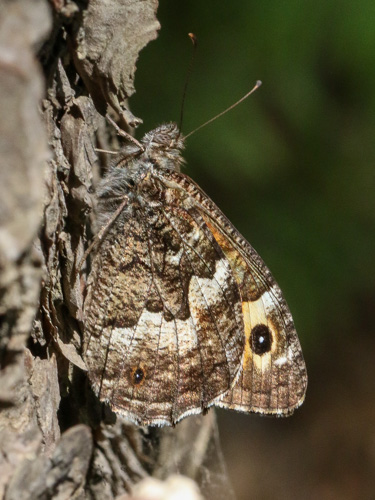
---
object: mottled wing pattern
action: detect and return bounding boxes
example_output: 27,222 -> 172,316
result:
83,200 -> 245,426
158,170 -> 307,415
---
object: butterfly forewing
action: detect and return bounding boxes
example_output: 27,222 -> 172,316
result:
158,169 -> 307,415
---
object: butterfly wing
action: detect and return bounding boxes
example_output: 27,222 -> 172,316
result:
205,216 -> 307,414
83,197 -> 245,426
159,170 -> 307,415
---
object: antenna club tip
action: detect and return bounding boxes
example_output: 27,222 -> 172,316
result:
188,33 -> 197,45
256,80 -> 262,88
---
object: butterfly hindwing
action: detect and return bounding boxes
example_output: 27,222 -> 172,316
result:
83,188 -> 245,426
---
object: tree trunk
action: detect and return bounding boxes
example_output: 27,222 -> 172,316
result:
0,1 -> 235,498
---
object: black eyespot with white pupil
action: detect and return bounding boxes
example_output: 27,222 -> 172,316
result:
250,324 -> 273,355
132,367 -> 144,385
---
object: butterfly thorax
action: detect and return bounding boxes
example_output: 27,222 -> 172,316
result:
95,123 -> 185,228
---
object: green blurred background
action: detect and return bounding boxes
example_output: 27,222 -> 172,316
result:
132,1 -> 375,498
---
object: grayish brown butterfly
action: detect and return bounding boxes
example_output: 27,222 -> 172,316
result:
82,120 -> 307,426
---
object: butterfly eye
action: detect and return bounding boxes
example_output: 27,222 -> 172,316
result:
131,367 -> 145,385
250,324 -> 273,355
127,179 -> 136,188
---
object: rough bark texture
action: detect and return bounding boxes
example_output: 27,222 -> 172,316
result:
0,1 -> 235,498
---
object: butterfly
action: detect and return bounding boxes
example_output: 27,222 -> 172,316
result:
83,122 -> 307,426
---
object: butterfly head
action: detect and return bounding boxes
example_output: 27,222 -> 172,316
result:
142,122 -> 185,172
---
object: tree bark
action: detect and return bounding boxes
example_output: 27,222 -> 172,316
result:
0,1 -> 235,498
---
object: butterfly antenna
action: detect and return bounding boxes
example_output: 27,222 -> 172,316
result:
178,33 -> 198,136
185,80 -> 262,139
